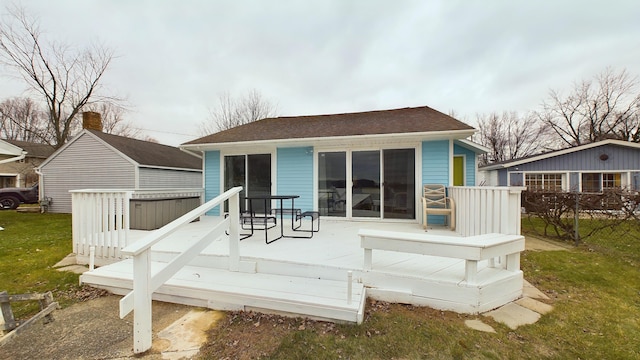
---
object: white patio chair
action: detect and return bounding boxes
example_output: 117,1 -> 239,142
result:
422,184 -> 455,230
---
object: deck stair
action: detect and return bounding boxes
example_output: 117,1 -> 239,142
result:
80,259 -> 366,324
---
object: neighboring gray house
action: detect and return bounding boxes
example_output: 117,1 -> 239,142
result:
38,126 -> 202,213
479,139 -> 640,192
0,139 -> 54,188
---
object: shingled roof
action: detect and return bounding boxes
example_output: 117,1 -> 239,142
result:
4,139 -> 55,158
87,130 -> 201,170
185,106 -> 474,145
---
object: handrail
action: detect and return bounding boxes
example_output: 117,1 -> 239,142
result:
119,186 -> 242,354
121,187 -> 240,256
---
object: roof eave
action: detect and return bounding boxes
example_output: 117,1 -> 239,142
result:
181,129 -> 476,151
480,139 -> 640,170
137,164 -> 202,172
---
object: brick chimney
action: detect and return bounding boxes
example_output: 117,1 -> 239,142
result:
82,111 -> 103,131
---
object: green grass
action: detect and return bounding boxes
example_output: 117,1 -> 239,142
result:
201,217 -> 640,359
1,212 -> 638,358
0,211 -> 80,319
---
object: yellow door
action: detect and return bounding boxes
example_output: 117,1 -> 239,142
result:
453,156 -> 464,186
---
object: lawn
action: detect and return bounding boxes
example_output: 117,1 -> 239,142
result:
1,212 -> 638,359
198,219 -> 640,359
0,211 -> 81,319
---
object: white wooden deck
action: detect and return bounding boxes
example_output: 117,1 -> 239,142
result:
80,216 -> 524,323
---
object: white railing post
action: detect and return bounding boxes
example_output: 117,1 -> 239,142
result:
132,249 -> 152,353
347,271 -> 353,304
118,186 -> 242,354
228,192 -> 240,271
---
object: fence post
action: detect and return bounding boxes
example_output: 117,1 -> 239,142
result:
574,192 -> 580,246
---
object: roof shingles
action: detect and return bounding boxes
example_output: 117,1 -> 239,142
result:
185,106 -> 474,145
88,130 -> 201,170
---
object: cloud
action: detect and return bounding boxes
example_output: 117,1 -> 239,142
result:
1,0 -> 640,145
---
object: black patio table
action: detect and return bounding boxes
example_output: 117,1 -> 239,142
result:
245,194 -> 311,244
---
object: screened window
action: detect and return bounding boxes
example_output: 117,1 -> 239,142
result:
582,173 -> 621,192
602,173 -> 621,190
525,173 -> 562,191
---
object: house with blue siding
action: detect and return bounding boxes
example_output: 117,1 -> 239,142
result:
479,139 -> 640,192
183,106 -> 485,223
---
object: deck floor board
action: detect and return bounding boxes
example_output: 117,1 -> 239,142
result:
82,216 -> 523,321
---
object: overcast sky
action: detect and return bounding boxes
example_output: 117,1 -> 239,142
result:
1,0 -> 640,146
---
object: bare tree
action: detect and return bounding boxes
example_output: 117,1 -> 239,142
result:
200,89 -> 278,134
0,5 -> 118,149
0,97 -> 49,142
476,111 -> 548,165
538,68 -> 640,147
84,102 -> 141,138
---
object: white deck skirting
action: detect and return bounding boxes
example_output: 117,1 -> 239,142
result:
80,216 -> 524,324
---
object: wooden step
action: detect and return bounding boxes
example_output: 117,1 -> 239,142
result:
81,260 -> 366,324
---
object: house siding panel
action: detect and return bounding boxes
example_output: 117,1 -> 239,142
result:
422,140 -> 449,185
204,151 -> 221,215
512,144 -> 640,172
454,144 -> 476,186
277,147 -> 313,212
570,172 -> 580,191
138,168 -> 202,188
422,140 -> 449,225
40,133 -> 135,213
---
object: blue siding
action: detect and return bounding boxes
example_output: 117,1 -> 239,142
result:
569,172 -> 580,191
277,147 -> 314,212
512,144 -> 640,172
204,151 -> 221,215
422,140 -> 449,224
633,172 -> 640,191
422,140 -> 449,185
510,172 -> 524,186
497,169 -> 508,186
454,144 -> 476,186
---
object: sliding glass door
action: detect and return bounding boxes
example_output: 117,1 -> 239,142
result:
318,148 -> 415,219
383,149 -> 415,219
224,154 -> 271,213
318,152 -> 347,217
352,151 -> 381,218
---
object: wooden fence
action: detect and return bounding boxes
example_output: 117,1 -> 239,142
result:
448,186 -> 526,237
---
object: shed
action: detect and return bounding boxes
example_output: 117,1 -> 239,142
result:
38,126 -> 202,213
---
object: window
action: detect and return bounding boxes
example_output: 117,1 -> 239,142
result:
582,173 -> 621,193
602,173 -> 621,190
525,173 -> 562,191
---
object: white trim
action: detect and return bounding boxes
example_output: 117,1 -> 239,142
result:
0,140 -> 24,156
454,138 -> 489,154
137,164 -> 202,172
448,140 -> 454,186
181,129 -> 476,152
481,139 -> 640,170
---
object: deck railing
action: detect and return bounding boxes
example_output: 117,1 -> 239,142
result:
448,186 -> 527,237
71,190 -> 132,265
118,186 -> 242,354
70,188 -> 204,266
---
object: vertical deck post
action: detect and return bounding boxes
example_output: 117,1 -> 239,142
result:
464,260 -> 478,285
228,192 -> 240,271
347,271 -> 353,304
132,249 -> 152,354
